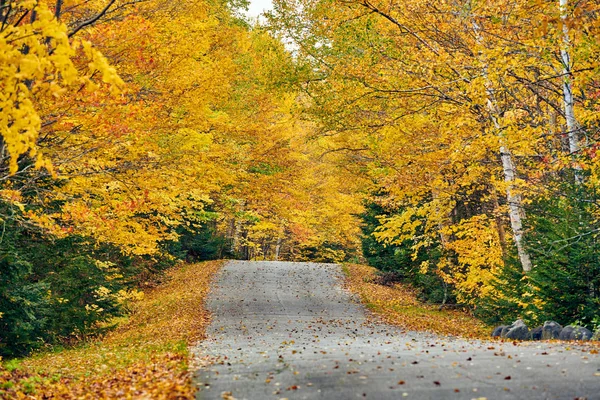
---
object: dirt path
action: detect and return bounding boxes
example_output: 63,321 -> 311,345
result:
194,261 -> 599,399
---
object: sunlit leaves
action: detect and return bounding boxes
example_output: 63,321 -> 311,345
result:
270,0 -> 600,306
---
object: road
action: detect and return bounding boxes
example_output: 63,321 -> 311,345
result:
194,261 -> 600,399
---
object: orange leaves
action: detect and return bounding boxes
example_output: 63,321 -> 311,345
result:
271,0 -> 599,297
1,353 -> 194,399
1,0 -> 365,260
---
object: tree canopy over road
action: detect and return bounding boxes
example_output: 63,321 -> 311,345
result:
1,0 -> 600,373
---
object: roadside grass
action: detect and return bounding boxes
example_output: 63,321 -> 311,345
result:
0,260 -> 223,399
342,263 -> 490,339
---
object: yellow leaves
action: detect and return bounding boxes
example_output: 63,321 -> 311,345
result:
419,261 -> 430,274
279,0 -> 600,286
175,128 -> 213,152
94,286 -> 113,300
0,189 -> 23,203
85,303 -> 104,313
81,40 -> 124,93
115,289 -> 145,305
343,264 -> 490,338
443,215 -> 504,303
0,0 -> 364,261
375,198 -> 505,305
250,220 -> 279,233
374,207 -> 423,245
16,55 -> 42,78
0,2 -> 122,177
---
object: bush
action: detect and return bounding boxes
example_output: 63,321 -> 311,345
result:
360,200 -> 451,304
474,180 -> 600,330
0,214 -> 140,357
0,198 -> 233,356
525,183 -> 600,328
164,209 -> 228,262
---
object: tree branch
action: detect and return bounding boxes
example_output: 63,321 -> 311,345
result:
68,0 -> 117,38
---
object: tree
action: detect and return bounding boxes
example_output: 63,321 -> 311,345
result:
268,0 -> 600,314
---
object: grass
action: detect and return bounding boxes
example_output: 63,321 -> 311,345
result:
342,263 -> 490,339
0,260 -> 223,399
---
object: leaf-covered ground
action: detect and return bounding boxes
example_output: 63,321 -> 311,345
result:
0,260 -> 223,399
342,264 -> 490,338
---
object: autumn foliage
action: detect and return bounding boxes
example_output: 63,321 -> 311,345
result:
269,0 -> 600,329
2,0 -> 600,389
1,0 -> 363,356
0,260 -> 222,399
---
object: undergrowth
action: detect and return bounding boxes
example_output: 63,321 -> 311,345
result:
0,260 -> 223,399
342,263 -> 490,338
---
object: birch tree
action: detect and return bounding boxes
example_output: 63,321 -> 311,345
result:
471,14 -> 532,272
559,0 -> 581,159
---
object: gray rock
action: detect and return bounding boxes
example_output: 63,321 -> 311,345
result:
530,326 -> 543,340
542,321 -> 563,340
504,319 -> 530,340
559,325 -> 593,341
571,326 -> 593,340
559,325 -> 575,340
491,325 -> 506,338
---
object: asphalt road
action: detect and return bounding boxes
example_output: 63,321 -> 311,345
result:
194,261 -> 600,399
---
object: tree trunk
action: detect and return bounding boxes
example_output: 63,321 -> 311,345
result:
492,191 -> 508,260
560,0 -> 579,154
498,144 -> 532,272
275,236 -> 282,261
274,222 -> 285,261
55,0 -> 64,19
231,218 -> 242,256
559,0 -> 583,182
473,20 -> 532,272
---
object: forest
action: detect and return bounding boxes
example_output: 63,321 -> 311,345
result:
1,0 -> 600,358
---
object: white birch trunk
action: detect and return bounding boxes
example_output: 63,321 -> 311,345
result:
473,20 -> 533,272
560,0 -> 580,156
231,218 -> 241,255
560,0 -> 584,185
498,143 -> 532,272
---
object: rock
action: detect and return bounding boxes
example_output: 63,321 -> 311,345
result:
542,321 -> 563,340
530,326 -> 543,340
571,326 -> 593,340
504,319 -> 530,340
559,325 -> 593,341
559,325 -> 575,340
491,326 -> 506,338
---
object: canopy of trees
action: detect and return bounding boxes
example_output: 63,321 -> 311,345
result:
2,0 -> 600,356
268,0 -> 600,327
0,0 -> 362,356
